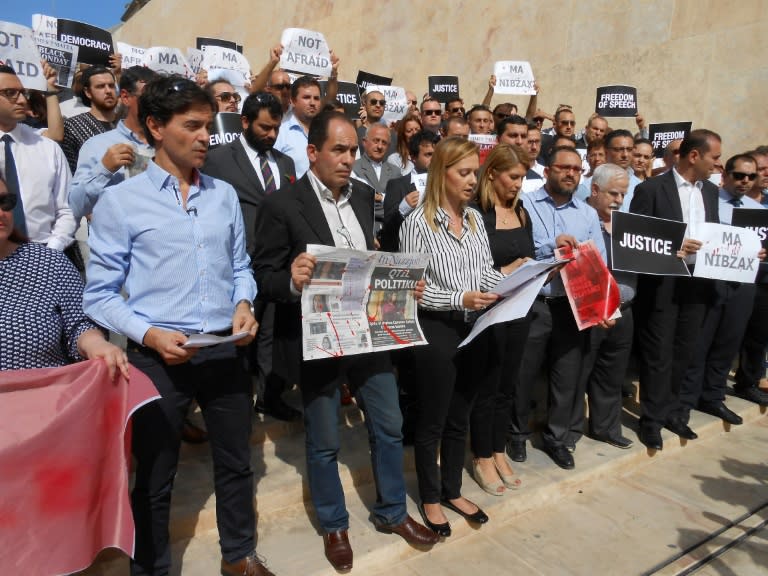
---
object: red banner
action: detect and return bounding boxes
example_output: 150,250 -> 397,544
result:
0,360 -> 159,575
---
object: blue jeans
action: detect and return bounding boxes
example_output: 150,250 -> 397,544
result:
303,371 -> 406,532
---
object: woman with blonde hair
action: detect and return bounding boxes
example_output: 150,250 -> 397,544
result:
469,144 -> 534,495
387,113 -> 422,175
399,137 -> 518,536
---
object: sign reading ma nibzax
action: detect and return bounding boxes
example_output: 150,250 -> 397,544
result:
649,122 -> 692,158
693,222 -> 762,283
595,85 -> 637,117
280,28 -> 332,77
56,19 -> 113,66
493,61 -> 536,95
428,75 -> 459,103
611,211 -> 690,276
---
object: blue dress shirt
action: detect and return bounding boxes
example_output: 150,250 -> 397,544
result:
83,160 -> 256,343
717,187 -> 765,225
274,114 -> 309,178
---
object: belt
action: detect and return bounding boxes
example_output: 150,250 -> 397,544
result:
127,328 -> 233,352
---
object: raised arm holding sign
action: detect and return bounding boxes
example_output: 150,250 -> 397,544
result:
492,61 -> 536,95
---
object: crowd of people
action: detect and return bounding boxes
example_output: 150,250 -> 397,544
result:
1,40 -> 767,576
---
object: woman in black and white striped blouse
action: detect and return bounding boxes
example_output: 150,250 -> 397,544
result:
399,137 -> 516,536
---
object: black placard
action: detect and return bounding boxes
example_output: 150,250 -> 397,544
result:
732,208 -> 768,251
355,70 -> 392,95
595,85 -> 638,117
56,19 -> 113,66
318,80 -> 360,119
648,122 -> 692,158
611,211 -> 689,276
196,37 -> 243,54
208,112 -> 242,149
428,75 -> 459,103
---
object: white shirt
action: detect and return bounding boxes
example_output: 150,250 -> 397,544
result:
238,135 -> 282,191
0,123 -> 75,250
672,167 -> 706,230
307,169 -> 367,250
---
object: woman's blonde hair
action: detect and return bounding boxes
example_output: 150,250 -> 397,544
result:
476,144 -> 531,213
423,137 -> 480,232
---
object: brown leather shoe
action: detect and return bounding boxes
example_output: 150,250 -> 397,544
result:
376,514 -> 440,547
182,419 -> 208,444
323,529 -> 353,571
221,551 -> 275,576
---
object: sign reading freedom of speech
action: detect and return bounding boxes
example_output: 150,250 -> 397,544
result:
0,21 -> 48,91
56,19 -> 113,66
648,122 -> 692,158
280,28 -> 332,77
209,112 -> 242,149
493,61 -> 536,95
428,75 -> 459,103
36,37 -> 79,88
366,84 -> 408,125
595,85 -> 638,117
320,80 -> 360,119
693,222 -> 762,283
356,70 -> 392,95
611,211 -> 690,276
731,208 -> 768,251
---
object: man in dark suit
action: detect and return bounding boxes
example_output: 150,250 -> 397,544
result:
251,111 -> 437,572
203,92 -> 298,422
629,129 -> 722,451
352,123 -> 401,233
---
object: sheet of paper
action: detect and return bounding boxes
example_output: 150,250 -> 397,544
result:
181,331 -> 249,348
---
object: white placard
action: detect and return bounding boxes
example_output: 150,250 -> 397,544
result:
31,13 -> 58,41
0,21 -> 48,91
365,84 -> 407,125
201,45 -> 250,86
117,41 -> 145,68
279,27 -> 332,77
692,222 -> 761,283
143,46 -> 192,77
493,61 -> 536,95
186,47 -> 204,74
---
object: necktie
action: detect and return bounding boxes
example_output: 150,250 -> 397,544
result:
259,152 -> 276,195
729,197 -> 743,207
2,134 -> 27,236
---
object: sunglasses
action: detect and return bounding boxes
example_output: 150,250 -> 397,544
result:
0,193 -> 18,212
368,98 -> 386,106
449,107 -> 465,114
730,171 -> 758,181
270,83 -> 291,91
0,88 -> 31,101
215,91 -> 242,103
422,109 -> 441,116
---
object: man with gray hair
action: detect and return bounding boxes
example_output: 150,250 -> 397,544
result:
352,123 -> 400,233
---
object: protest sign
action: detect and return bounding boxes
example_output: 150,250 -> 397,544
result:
595,85 -> 638,117
196,36 -> 242,53
318,80 -> 360,119
611,211 -> 690,276
428,75 -> 459,103
143,46 -> 191,77
356,70 -> 392,95
492,61 -> 536,95
366,84 -> 408,124
186,47 -> 204,74
208,112 -> 242,149
693,222 -> 761,283
36,37 -> 79,88
116,41 -> 146,68
469,133 -> 497,165
731,208 -> 768,250
57,19 -> 113,66
201,45 -> 250,86
302,245 -> 429,360
0,21 -> 47,91
648,122 -> 692,158
31,13 -> 58,41
280,28 -> 332,77
557,240 -> 621,330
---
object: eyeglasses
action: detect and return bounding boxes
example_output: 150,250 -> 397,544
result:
551,164 -> 582,174
269,83 -> 291,91
558,120 -> 576,126
0,193 -> 18,212
449,107 -> 465,114
368,98 -> 386,106
215,91 -> 242,103
729,171 -> 758,181
422,109 -> 441,116
0,88 -> 31,102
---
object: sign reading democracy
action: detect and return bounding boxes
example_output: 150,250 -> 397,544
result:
366,84 -> 408,125
280,28 -> 332,77
56,19 -> 113,66
595,85 -> 638,117
36,37 -> 79,88
209,112 -> 242,149
116,41 -> 145,68
693,222 -> 762,283
428,75 -> 459,103
143,46 -> 191,77
648,122 -> 692,158
611,211 -> 690,276
731,208 -> 768,251
356,70 -> 392,95
492,61 -> 536,95
0,21 -> 48,91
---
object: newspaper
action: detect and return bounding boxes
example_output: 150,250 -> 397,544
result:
302,245 -> 430,360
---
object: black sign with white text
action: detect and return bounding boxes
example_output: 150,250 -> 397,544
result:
595,85 -> 638,117
56,19 -> 113,66
648,122 -> 692,158
611,211 -> 690,276
319,80 -> 360,119
732,208 -> 768,251
208,112 -> 242,149
356,70 -> 392,95
428,75 -> 459,103
196,37 -> 242,54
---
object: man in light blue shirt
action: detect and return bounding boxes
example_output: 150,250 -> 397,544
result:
273,75 -> 322,177
83,77 -> 270,576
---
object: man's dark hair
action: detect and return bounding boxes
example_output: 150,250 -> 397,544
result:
546,145 -> 581,167
408,130 -> 440,158
633,137 -> 653,148
290,75 -> 321,100
80,65 -> 115,105
587,139 -> 605,152
139,75 -> 216,147
241,92 -> 282,123
603,129 -> 634,148
679,129 -> 721,158
497,114 -> 528,135
526,120 -> 540,131
119,66 -> 158,95
308,110 -> 353,150
751,145 -> 768,155
322,99 -> 345,113
465,104 -> 491,121
0,64 -> 16,76
420,97 -> 440,113
725,153 -> 757,174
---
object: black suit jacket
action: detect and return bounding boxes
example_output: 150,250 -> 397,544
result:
203,139 -> 296,258
251,174 -> 389,390
379,174 -> 415,252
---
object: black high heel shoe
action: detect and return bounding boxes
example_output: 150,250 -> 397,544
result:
440,498 -> 489,524
417,502 -> 451,537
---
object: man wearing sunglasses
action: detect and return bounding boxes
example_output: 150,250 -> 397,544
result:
208,80 -> 242,113
443,97 -> 465,120
420,98 -> 442,134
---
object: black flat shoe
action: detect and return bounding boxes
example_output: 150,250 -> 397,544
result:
417,502 -> 451,537
665,419 -> 698,440
440,498 -> 489,525
506,439 -> 527,462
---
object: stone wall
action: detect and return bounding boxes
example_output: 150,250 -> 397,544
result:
114,0 -> 768,155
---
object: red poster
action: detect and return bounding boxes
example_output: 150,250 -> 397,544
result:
0,360 -> 159,574
556,240 -> 620,330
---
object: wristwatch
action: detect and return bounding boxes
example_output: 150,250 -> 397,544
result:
236,299 -> 255,316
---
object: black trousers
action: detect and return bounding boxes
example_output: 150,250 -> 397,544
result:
128,343 -> 254,576
735,283 -> 768,390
